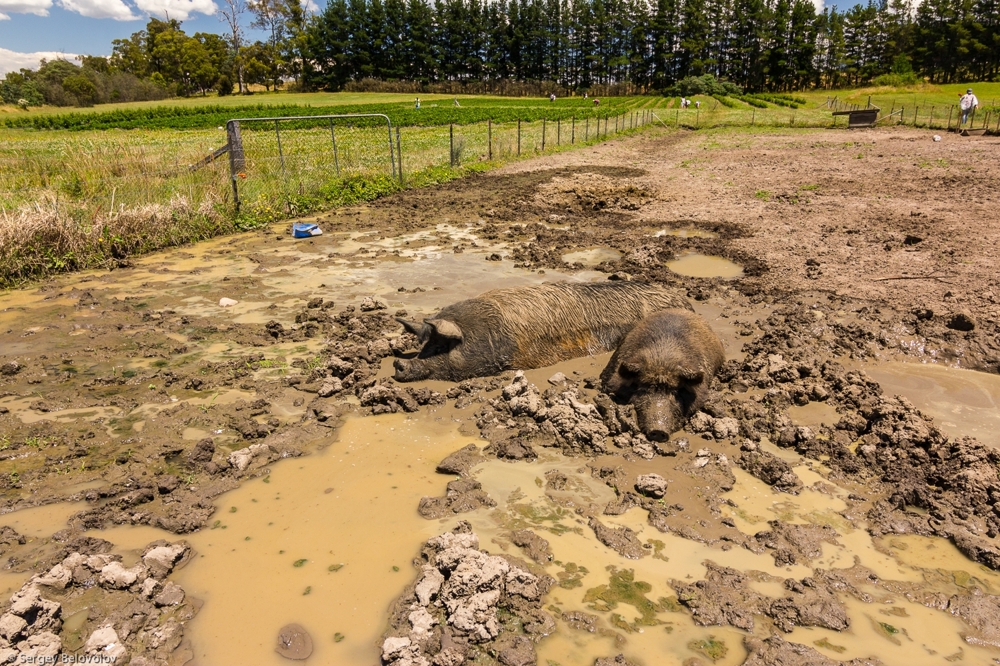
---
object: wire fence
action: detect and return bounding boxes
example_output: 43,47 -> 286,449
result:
0,109 -> 663,226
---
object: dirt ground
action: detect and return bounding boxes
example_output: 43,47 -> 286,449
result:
2,125 -> 1000,665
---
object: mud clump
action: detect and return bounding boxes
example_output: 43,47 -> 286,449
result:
479,372 -> 611,457
672,561 -> 850,634
0,361 -> 22,376
0,540 -> 193,664
635,473 -> 667,498
436,444 -> 485,476
750,521 -> 841,567
359,379 -> 444,415
736,448 -> 803,494
742,634 -> 883,666
418,478 -> 497,519
275,623 -> 313,660
507,530 -> 553,564
588,517 -> 646,560
382,522 -> 553,666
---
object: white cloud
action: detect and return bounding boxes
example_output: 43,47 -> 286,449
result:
133,0 -> 215,20
0,47 -> 78,76
0,0 -> 52,18
58,0 -> 138,19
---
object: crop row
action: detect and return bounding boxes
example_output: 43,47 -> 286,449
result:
3,98 -> 655,132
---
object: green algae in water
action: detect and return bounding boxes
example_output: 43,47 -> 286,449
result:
303,586 -> 312,595
556,562 -> 589,590
583,567 -> 667,630
733,507 -> 766,524
646,539 -> 669,562
293,559 -> 307,568
333,632 -> 345,643
869,616 -> 902,645
688,636 -> 728,662
328,563 -> 344,572
814,638 -> 847,654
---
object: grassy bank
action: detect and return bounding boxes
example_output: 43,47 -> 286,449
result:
0,109 -> 662,288
3,82 -> 993,289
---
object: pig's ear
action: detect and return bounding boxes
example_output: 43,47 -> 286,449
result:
396,318 -> 427,338
679,367 -> 704,384
424,318 -> 463,341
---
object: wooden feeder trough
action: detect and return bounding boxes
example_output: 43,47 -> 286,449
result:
833,107 -> 880,129
961,127 -> 987,137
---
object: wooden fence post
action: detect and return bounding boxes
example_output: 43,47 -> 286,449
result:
226,120 -> 245,212
517,119 -> 521,156
488,119 -> 493,161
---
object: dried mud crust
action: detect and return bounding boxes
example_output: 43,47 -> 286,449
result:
0,126 -> 999,665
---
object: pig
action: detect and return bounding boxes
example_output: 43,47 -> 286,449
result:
393,282 -> 692,382
600,309 -> 724,441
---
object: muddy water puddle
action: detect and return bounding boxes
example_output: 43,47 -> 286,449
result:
157,411 -> 483,666
866,361 -> 1000,449
666,253 -> 744,279
463,447 -> 1000,665
562,247 -> 622,266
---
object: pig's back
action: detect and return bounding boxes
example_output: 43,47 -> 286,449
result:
478,282 -> 690,368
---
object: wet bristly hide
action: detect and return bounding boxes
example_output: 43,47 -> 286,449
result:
393,281 -> 691,382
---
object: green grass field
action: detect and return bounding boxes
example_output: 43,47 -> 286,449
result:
1,83 -> 993,288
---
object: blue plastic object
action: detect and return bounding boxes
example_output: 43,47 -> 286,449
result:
292,222 -> 323,238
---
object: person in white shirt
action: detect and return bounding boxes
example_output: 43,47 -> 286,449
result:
960,88 -> 979,125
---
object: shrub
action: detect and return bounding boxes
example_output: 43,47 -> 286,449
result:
871,72 -> 919,87
666,74 -> 742,98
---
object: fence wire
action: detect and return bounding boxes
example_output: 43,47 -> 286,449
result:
0,108 -> 672,225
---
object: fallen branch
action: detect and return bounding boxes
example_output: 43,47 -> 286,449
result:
873,270 -> 957,283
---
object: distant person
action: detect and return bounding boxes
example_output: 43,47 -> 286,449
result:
550,93 -> 556,102
960,88 -> 978,125
453,97 -> 460,107
583,93 -> 588,100
415,97 -> 421,109
593,98 -> 600,106
695,100 -> 701,109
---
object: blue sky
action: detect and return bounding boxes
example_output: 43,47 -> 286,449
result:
1,0 -> 832,77
0,0 -> 280,75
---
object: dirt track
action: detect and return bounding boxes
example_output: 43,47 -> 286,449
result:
2,125 -> 1000,665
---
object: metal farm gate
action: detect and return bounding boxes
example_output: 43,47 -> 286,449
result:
222,114 -> 401,213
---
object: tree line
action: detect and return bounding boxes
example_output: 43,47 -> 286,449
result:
305,0 -> 1000,91
1,0 -> 998,107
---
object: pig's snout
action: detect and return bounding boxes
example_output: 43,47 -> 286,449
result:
633,393 -> 681,442
393,358 -> 428,382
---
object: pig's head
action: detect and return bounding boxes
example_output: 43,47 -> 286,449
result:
393,317 -> 467,382
601,349 -> 706,442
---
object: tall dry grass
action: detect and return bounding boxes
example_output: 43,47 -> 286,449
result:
0,113 -> 666,287
0,194 -> 237,286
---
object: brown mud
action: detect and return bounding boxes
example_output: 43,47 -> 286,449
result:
2,126 -> 1000,665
